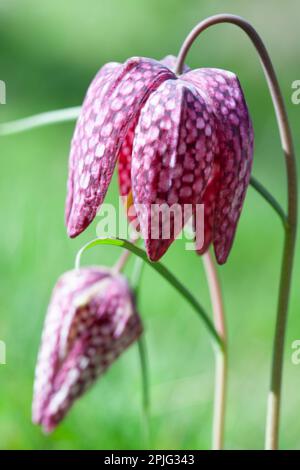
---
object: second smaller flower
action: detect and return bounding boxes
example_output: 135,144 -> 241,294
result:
32,267 -> 142,433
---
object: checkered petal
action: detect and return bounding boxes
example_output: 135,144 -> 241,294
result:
32,269 -> 142,433
66,58 -> 174,238
194,163 -> 221,254
131,78 -> 217,261
183,69 -> 254,263
32,267 -> 109,427
117,118 -> 138,223
117,56 -> 187,225
66,62 -> 120,229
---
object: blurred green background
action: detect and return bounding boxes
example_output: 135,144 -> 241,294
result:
0,0 -> 300,450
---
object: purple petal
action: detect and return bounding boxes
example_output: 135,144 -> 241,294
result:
194,162 -> 221,254
116,58 -> 181,225
40,275 -> 142,433
32,268 -> 109,426
183,69 -> 254,263
66,62 -> 120,228
117,118 -> 138,223
132,79 -> 217,261
66,58 -> 174,238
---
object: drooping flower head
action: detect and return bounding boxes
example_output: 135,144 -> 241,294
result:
32,267 -> 142,433
66,55 -> 253,264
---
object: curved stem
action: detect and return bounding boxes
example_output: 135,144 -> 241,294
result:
76,237 -> 223,349
250,176 -> 287,227
176,14 -> 297,450
0,107 -> 81,136
203,250 -> 227,450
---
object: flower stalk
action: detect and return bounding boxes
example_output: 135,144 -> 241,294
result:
116,250 -> 151,447
175,13 -> 297,450
203,250 -> 227,450
137,332 -> 150,447
250,176 -> 287,227
131,257 -> 150,446
0,107 -> 81,135
131,258 -> 150,430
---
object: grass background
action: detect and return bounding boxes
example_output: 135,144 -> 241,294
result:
0,0 -> 300,450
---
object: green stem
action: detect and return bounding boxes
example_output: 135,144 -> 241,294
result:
203,250 -> 227,450
250,176 -> 287,227
137,335 -> 150,447
131,257 -> 144,295
131,257 -> 151,447
75,237 -> 223,349
109,245 -> 151,446
0,107 -> 81,135
175,14 -> 297,450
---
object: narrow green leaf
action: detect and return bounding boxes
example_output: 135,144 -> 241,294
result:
76,237 -> 223,348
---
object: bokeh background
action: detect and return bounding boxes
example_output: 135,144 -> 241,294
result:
0,0 -> 300,450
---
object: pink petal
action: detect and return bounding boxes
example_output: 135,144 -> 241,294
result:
117,119 -> 138,223
66,58 -> 174,238
195,163 -> 221,254
40,276 -> 142,433
117,56 -> 187,225
66,62 -> 120,228
132,79 -> 217,261
32,268 -> 109,426
183,69 -> 254,263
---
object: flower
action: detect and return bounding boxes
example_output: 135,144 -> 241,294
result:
66,55 -> 253,264
32,267 -> 142,433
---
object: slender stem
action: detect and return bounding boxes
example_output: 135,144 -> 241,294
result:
250,176 -> 287,227
203,250 -> 227,450
176,14 -> 297,450
76,237 -> 224,349
0,106 -> 81,136
131,257 -> 144,293
137,335 -> 150,447
113,238 -> 137,273
131,257 -> 151,447
113,249 -> 132,272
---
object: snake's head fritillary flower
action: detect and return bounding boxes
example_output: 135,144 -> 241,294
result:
32,267 -> 142,433
66,55 -> 253,264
